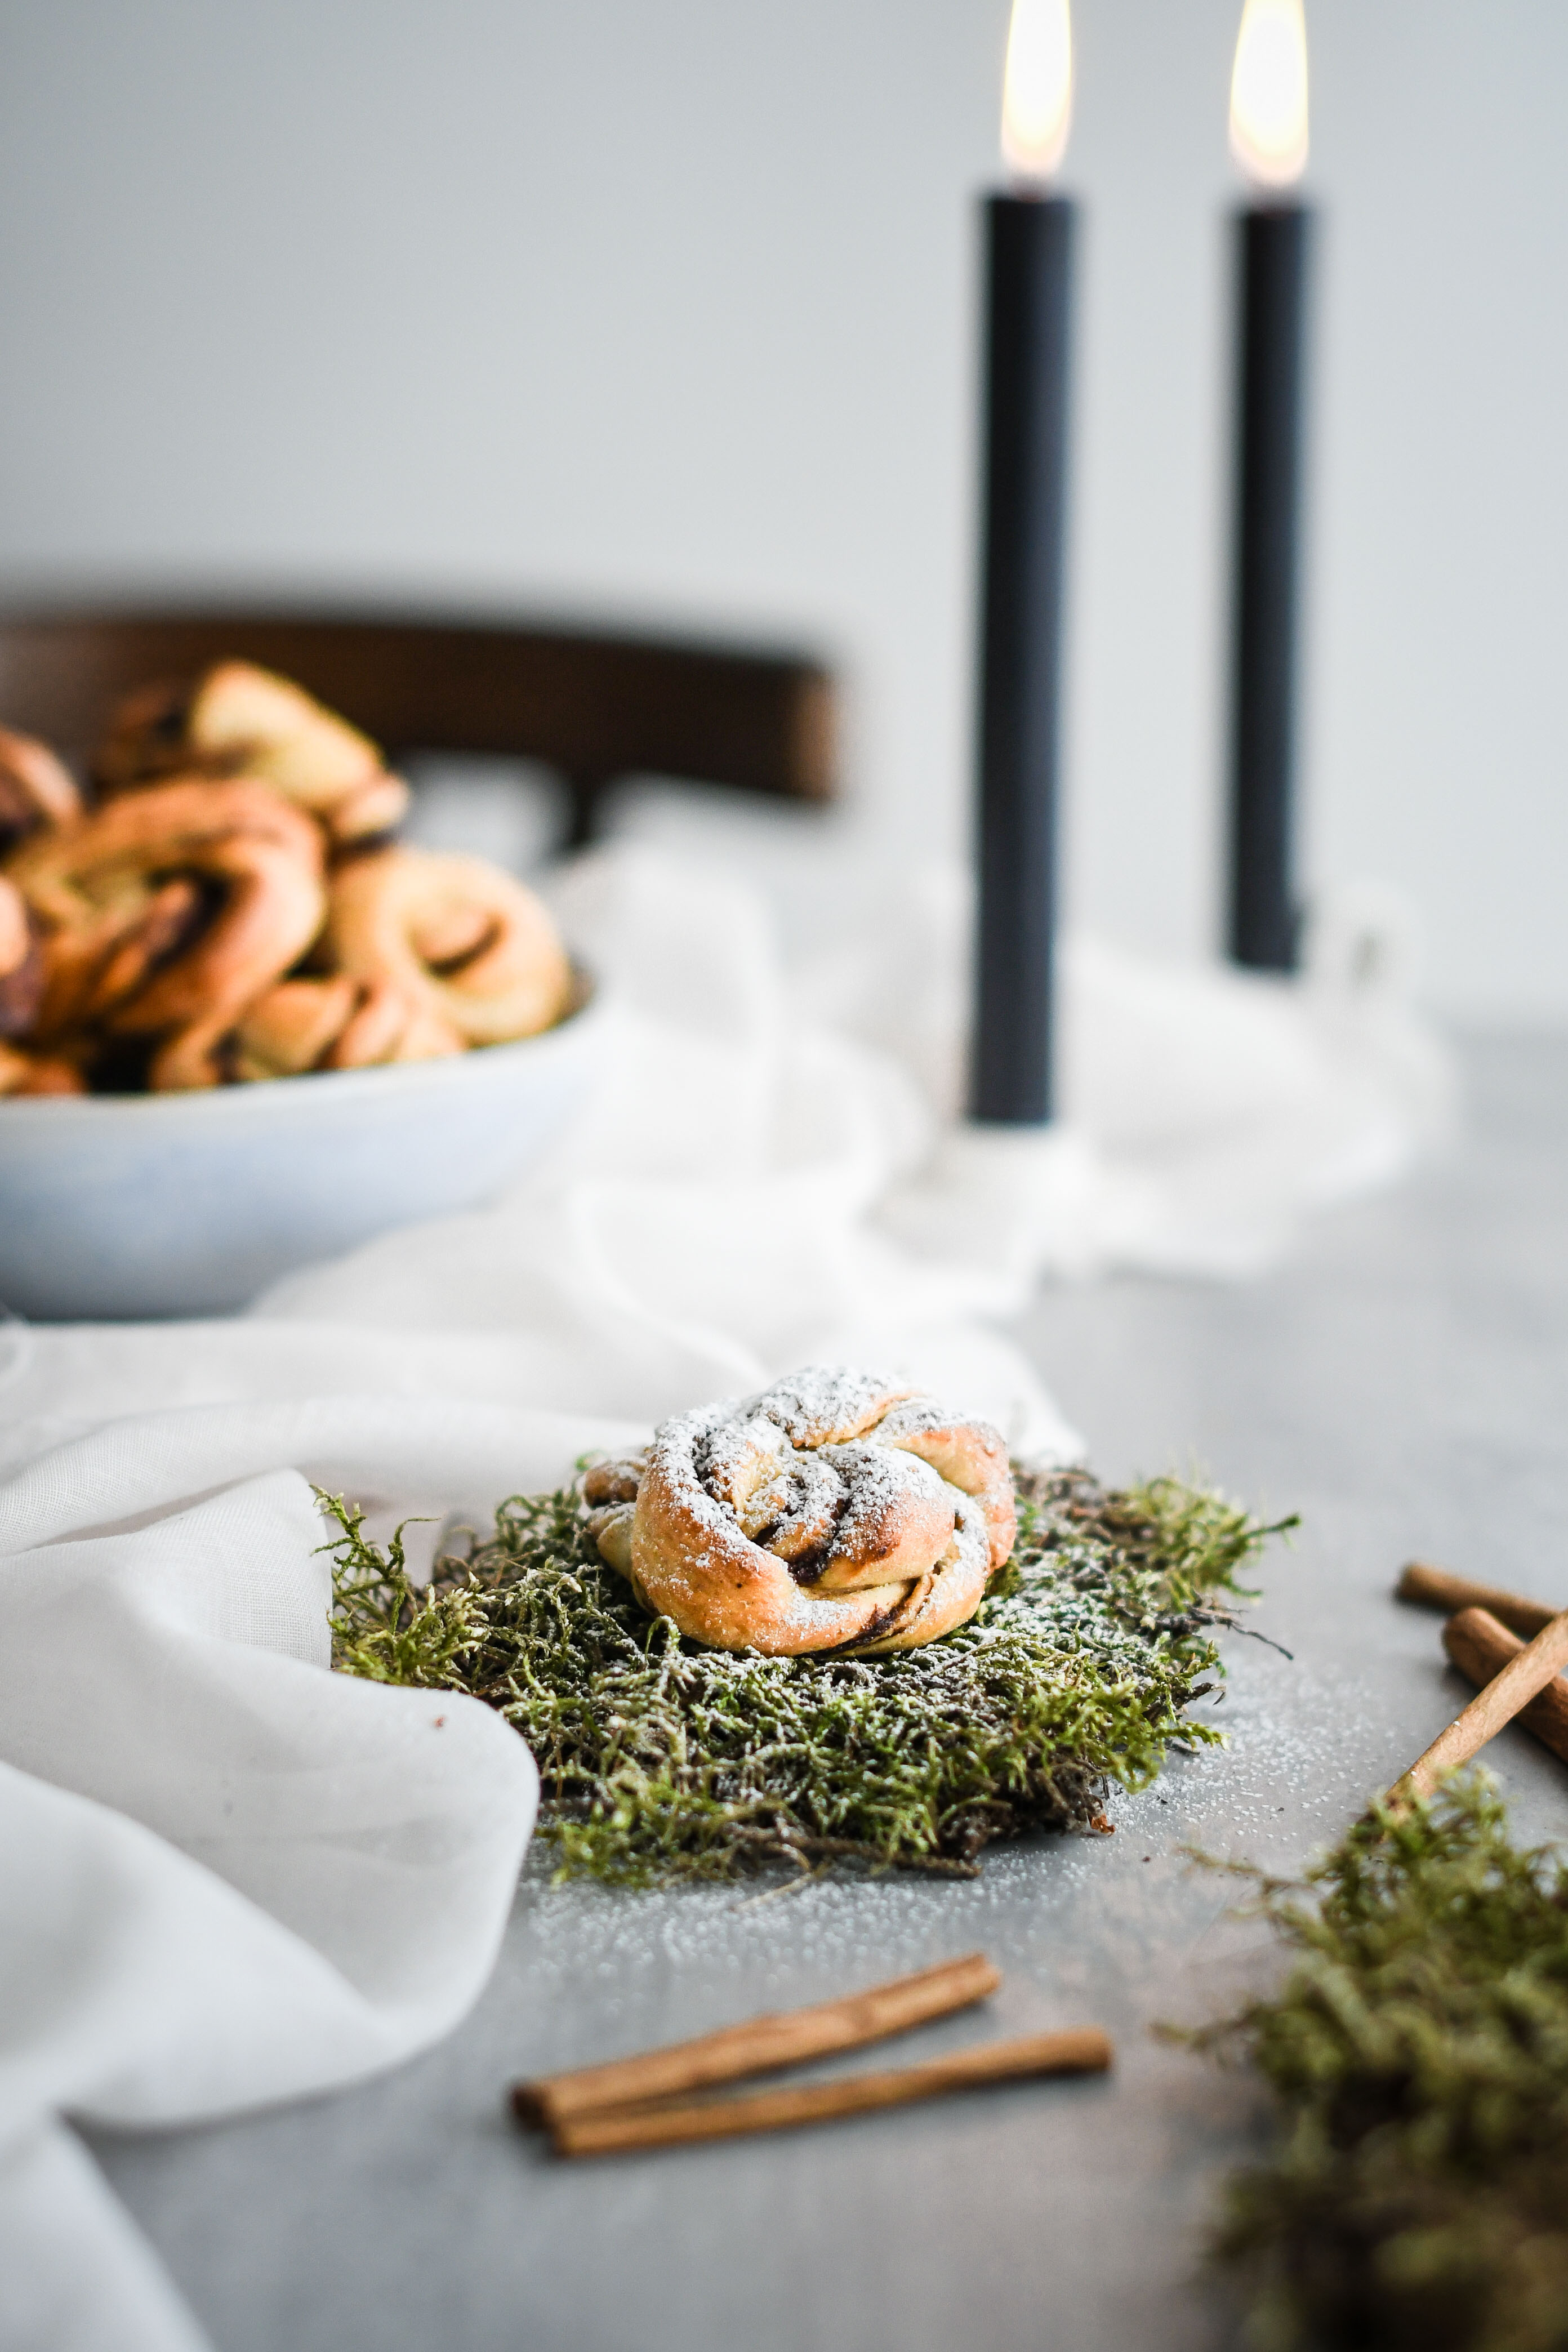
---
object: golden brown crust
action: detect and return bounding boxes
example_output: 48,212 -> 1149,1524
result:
863,1397 -> 1017,1579
11,778 -> 326,1090
0,1037 -> 87,1096
231,972 -> 464,1081
594,1368 -> 1017,1657
327,846 -> 572,1047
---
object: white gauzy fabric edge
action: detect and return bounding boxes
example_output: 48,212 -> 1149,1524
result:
0,1400 -> 642,2352
542,819 -> 1456,1281
786,861 -> 1458,1285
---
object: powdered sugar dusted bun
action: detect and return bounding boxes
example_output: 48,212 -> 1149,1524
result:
588,1366 -> 1017,1657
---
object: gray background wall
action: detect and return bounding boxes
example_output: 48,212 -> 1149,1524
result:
0,2 -> 1561,1014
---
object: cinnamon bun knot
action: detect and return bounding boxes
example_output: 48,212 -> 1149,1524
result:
588,1368 -> 1016,1656
327,845 -> 573,1045
12,778 -> 326,1090
0,658 -> 577,1092
95,660 -> 410,843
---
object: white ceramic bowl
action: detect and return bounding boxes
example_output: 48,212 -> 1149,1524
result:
0,984 -> 607,1321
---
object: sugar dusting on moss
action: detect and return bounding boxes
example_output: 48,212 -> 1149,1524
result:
324,1464 -> 1290,1886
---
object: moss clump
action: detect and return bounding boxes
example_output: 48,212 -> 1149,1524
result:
324,1464 -> 1288,1886
1184,1777 -> 1568,2352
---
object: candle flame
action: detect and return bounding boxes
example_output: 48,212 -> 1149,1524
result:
1229,0 -> 1309,190
1001,0 -> 1073,186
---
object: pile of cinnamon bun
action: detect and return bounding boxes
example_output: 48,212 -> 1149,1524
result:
0,662 -> 573,1096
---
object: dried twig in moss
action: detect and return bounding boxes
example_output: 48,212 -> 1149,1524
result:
324,1464 -> 1289,1886
1178,1776 -> 1568,2352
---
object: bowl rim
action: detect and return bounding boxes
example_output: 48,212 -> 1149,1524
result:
0,967 -> 604,1124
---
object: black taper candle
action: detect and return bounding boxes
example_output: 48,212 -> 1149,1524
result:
1227,201 -> 1310,971
969,191 -> 1075,1124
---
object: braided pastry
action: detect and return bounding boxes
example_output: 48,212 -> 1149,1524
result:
327,846 -> 572,1046
585,1368 -> 1016,1656
12,778 -> 326,1090
231,973 -> 464,1081
0,659 -> 578,1092
96,660 -> 409,843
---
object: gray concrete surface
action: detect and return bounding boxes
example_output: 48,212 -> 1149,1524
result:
88,1034 -> 1568,2351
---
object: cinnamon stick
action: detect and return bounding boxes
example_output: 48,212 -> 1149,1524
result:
549,2028 -> 1113,2158
1443,1606 -> 1568,1769
513,1951 -> 1001,2130
1386,1605 -> 1568,1810
1396,1560 -> 1560,1640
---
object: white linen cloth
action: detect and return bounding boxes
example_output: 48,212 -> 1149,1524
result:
0,842 -> 1449,2350
0,1400 -> 632,2352
792,862 -> 1455,1285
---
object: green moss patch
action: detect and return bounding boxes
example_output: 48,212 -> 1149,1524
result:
324,1464 -> 1287,1886
1182,1777 -> 1568,2352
